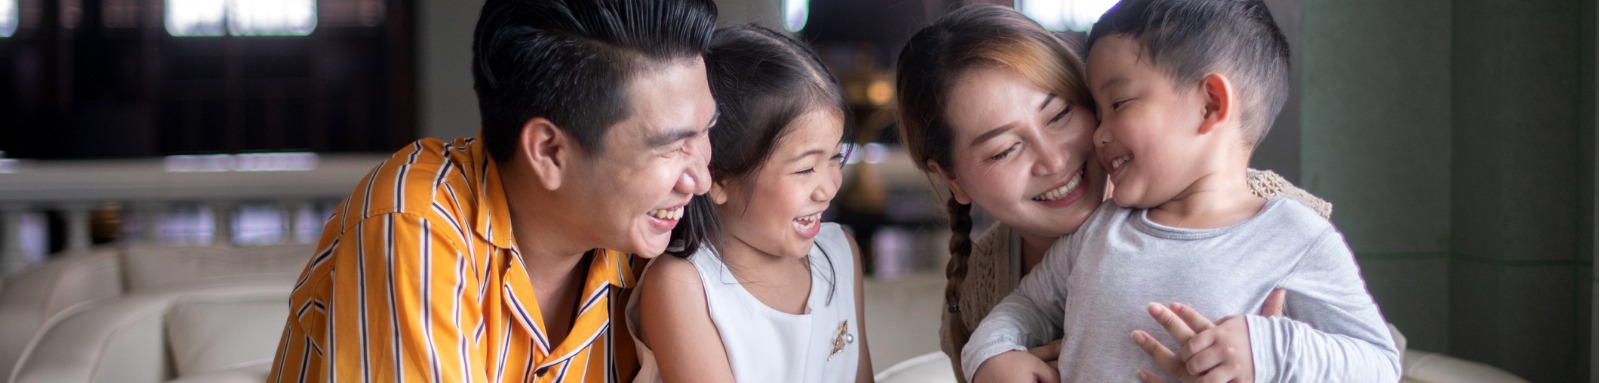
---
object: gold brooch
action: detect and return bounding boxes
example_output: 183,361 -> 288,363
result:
829,320 -> 855,360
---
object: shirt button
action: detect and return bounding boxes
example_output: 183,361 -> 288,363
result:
535,366 -> 549,377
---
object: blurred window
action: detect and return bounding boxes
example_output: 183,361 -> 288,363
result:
1016,0 -> 1120,32
166,0 -> 316,36
1,0 -> 16,37
783,0 -> 807,32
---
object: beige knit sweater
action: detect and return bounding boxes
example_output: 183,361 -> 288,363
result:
937,169 -> 1331,381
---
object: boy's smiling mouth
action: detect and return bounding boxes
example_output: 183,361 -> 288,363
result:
1106,154 -> 1132,179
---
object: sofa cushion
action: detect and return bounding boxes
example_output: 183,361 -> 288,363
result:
0,248 -> 122,382
9,279 -> 290,383
165,295 -> 288,376
122,245 -> 312,291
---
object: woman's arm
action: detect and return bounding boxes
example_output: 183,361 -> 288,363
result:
637,256 -> 736,383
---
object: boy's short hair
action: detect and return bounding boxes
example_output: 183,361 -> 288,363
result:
1086,0 -> 1290,146
471,0 -> 718,162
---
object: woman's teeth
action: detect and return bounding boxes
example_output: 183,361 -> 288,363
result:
649,206 -> 684,220
1033,171 -> 1083,202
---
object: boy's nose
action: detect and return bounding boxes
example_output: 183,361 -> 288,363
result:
1092,124 -> 1112,148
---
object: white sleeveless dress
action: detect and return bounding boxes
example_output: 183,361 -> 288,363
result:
627,223 -> 861,383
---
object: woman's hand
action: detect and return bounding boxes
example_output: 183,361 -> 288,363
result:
1130,288 -> 1286,383
1028,339 -> 1063,366
972,351 -> 1060,383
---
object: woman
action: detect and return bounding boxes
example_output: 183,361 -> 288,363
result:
893,5 -> 1330,380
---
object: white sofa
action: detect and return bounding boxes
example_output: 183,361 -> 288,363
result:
9,279 -> 290,383
862,273 -> 1530,383
0,244 -> 312,382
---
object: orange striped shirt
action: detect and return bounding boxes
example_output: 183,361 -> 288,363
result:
268,136 -> 640,383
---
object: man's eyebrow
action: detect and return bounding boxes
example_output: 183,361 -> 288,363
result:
646,110 -> 719,148
646,129 -> 699,148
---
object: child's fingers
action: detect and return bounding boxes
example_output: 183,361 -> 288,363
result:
1147,302 -> 1197,344
1183,346 -> 1225,377
1182,327 -> 1216,360
1259,288 -> 1287,317
1172,303 -> 1215,333
1131,330 -> 1186,377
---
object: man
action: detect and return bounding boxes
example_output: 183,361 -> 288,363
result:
267,0 -> 718,381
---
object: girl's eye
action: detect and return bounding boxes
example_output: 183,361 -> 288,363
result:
989,143 -> 1020,161
796,167 -> 816,175
1111,100 -> 1128,110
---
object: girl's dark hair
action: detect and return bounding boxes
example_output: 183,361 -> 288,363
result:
472,0 -> 718,162
893,5 -> 1091,331
665,23 -> 851,266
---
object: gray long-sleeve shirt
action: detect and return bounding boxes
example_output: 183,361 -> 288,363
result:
962,198 -> 1400,382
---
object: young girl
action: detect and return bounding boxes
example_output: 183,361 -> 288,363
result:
626,24 -> 873,383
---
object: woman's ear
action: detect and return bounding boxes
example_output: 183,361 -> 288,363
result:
928,160 -> 971,204
519,118 -> 569,190
1196,73 -> 1234,135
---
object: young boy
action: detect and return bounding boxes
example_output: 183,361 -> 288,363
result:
961,0 -> 1401,382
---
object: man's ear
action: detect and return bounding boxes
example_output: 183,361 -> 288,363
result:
928,160 -> 971,204
518,118 -> 570,191
1196,73 -> 1234,135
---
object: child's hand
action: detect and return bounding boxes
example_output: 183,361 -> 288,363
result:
1178,316 -> 1254,383
1131,302 -> 1262,383
972,351 -> 1060,383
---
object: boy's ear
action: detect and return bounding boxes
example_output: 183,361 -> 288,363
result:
518,118 -> 570,191
928,160 -> 972,204
1196,73 -> 1234,135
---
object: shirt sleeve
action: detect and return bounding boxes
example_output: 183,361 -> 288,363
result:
1247,229 -> 1402,382
273,212 -> 488,382
959,235 -> 1074,381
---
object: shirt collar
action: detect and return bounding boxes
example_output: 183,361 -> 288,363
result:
469,136 -> 518,250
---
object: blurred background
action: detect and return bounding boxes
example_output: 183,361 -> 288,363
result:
0,0 -> 1593,381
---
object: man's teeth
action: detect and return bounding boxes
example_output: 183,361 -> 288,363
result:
1032,172 -> 1083,202
649,206 -> 684,220
1110,155 -> 1131,170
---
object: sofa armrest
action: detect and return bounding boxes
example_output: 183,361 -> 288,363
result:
9,279 -> 289,383
0,249 -> 122,381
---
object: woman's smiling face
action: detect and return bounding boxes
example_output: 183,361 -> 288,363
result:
934,65 -> 1106,239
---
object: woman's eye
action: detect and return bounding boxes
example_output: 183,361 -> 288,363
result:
1049,105 -> 1072,123
989,143 -> 1020,161
796,167 -> 816,175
